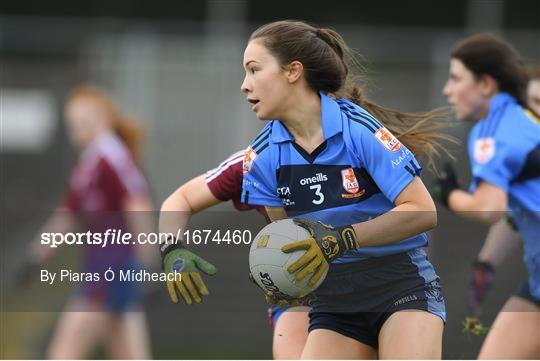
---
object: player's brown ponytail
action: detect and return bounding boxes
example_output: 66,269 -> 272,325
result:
250,20 -> 456,170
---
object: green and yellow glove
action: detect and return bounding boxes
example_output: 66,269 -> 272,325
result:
281,219 -> 359,287
161,238 -> 217,305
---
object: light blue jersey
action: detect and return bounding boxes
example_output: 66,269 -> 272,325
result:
468,92 -> 540,299
242,92 -> 427,262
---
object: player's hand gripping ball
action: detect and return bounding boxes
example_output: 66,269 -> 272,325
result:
249,219 -> 358,299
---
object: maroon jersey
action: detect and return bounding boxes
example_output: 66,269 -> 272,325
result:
64,132 -> 148,213
205,149 -> 267,218
63,132 -> 149,272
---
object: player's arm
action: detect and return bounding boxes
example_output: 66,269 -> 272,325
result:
477,217 -> 520,266
468,217 -> 521,310
447,181 -> 507,224
123,193 -> 157,268
353,176 -> 437,247
159,175 -> 228,305
159,175 -> 221,235
264,206 -> 288,222
283,177 -> 437,287
282,123 -> 438,286
433,134 -> 518,225
15,207 -> 77,285
433,172 -> 508,224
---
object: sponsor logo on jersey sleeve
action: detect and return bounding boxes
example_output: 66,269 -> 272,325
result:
242,146 -> 258,174
277,186 -> 295,206
474,138 -> 495,164
374,127 -> 402,152
391,148 -> 412,168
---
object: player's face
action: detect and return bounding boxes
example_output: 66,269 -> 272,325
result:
241,40 -> 291,120
65,97 -> 105,150
443,58 -> 487,122
527,79 -> 540,115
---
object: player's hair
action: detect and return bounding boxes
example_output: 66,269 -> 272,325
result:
67,85 -> 144,162
529,65 -> 540,81
249,20 -> 454,169
451,33 -> 529,107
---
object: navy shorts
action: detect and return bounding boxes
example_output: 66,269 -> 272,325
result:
516,282 -> 540,307
308,248 -> 446,349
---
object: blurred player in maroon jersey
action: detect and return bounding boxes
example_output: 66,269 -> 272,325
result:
27,85 -> 154,359
159,149 -> 309,359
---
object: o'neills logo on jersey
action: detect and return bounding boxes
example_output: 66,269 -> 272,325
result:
375,127 -> 401,152
341,167 -> 361,196
242,146 -> 258,174
299,173 -> 328,185
474,138 -> 495,164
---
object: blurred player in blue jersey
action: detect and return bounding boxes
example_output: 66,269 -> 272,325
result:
240,20 -> 453,359
26,85 -> 154,359
437,34 -> 539,359
467,66 -> 540,312
159,150 -> 309,359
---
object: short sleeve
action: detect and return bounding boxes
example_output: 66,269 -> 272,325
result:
470,137 -> 523,192
353,122 -> 421,203
205,150 -> 244,201
241,146 -> 282,207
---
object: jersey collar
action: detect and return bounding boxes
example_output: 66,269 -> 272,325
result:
486,92 -> 516,119
270,92 -> 343,143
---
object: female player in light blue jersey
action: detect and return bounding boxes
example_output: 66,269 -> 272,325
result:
467,67 -> 540,312
240,20 -> 452,359
437,33 -> 539,359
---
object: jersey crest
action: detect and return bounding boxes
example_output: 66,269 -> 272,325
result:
474,137 -> 496,164
374,127 -> 401,152
341,167 -> 360,194
242,146 -> 258,174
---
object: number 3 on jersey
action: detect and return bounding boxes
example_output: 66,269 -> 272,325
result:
309,184 -> 325,205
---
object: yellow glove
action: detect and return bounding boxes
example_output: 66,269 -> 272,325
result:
281,219 -> 358,287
